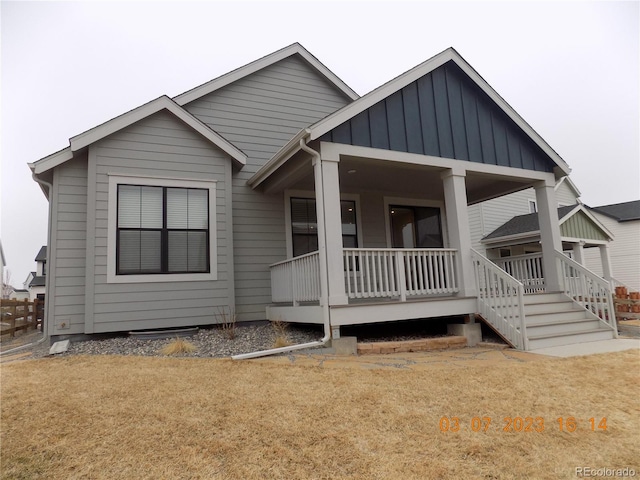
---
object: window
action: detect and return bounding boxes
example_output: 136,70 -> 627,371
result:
42,261 -> 46,276
116,184 -> 209,275
290,198 -> 358,257
529,200 -> 537,213
389,205 -> 443,248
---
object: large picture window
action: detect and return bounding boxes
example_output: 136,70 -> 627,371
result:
290,198 -> 358,257
117,185 -> 209,275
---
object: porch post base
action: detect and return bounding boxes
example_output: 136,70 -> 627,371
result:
329,295 -> 349,306
331,336 -> 357,355
448,323 -> 482,347
331,326 -> 341,339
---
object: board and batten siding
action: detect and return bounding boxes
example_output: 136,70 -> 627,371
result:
321,61 -> 556,173
50,156 -> 88,335
184,54 -> 352,321
85,110 -> 234,333
583,214 -> 640,291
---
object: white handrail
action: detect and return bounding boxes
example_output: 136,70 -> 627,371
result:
555,251 -> 617,333
472,249 -> 527,350
494,253 -> 545,293
343,248 -> 458,301
270,251 -> 321,304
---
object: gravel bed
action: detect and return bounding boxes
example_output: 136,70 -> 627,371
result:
3,318 -> 504,361
19,322 -> 324,360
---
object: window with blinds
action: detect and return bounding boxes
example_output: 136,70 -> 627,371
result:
117,185 -> 209,275
290,197 -> 357,257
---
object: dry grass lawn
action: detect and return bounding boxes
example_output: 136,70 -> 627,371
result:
1,350 -> 639,479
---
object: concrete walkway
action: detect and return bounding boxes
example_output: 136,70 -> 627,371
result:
529,338 -> 640,357
253,346 -> 551,370
253,338 -> 639,370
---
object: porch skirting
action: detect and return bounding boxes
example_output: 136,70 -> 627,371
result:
266,296 -> 477,327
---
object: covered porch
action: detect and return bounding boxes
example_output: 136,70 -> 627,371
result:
254,140 -> 567,337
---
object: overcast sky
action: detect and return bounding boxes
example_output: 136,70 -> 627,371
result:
1,0 -> 638,286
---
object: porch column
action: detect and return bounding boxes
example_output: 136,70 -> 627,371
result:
535,180 -> 563,292
313,150 -> 348,306
441,168 -> 476,297
572,241 -> 585,265
599,244 -> 613,281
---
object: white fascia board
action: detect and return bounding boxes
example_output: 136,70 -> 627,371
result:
308,47 -> 571,176
174,43 -> 358,106
247,128 -> 309,188
482,231 -> 541,245
309,49 -> 455,141
558,204 -> 583,224
31,148 -> 73,175
555,175 -> 582,197
319,143 -> 552,182
69,96 -> 246,166
562,205 -> 615,240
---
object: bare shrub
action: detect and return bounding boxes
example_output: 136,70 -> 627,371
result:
216,306 -> 237,340
159,337 -> 197,355
271,319 -> 291,348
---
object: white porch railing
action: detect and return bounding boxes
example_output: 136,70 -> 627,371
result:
343,248 -> 458,301
494,253 -> 545,293
556,251 -> 617,332
472,249 -> 527,350
270,252 -> 321,304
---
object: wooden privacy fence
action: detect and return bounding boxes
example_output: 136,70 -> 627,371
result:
0,298 -> 43,338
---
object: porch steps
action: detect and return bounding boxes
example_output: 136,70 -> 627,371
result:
523,293 -> 616,350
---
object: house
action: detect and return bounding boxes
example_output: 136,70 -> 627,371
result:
469,175 -> 583,254
23,246 -> 47,302
23,245 -> 47,302
30,44 -> 618,351
583,201 -> 640,291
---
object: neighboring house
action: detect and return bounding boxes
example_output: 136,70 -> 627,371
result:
469,176 -> 582,253
583,201 -> 640,291
30,44 -> 617,350
25,246 -> 47,301
11,289 -> 30,301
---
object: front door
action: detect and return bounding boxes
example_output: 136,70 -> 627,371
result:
389,205 -> 443,248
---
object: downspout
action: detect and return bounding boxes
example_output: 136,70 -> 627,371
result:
232,136 -> 332,360
0,173 -> 52,356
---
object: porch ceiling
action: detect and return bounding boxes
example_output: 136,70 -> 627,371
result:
261,152 -> 534,204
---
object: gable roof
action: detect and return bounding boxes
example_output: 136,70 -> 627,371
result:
555,175 -> 581,198
589,200 -> 640,222
250,47 -> 571,188
35,246 -> 47,262
30,96 -> 247,175
483,204 -> 613,244
173,43 -> 359,106
29,275 -> 46,287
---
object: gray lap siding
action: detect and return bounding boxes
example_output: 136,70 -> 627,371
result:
87,111 -> 233,332
184,54 -> 352,321
51,156 -> 88,335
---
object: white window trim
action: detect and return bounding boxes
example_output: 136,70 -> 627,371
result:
284,190 -> 363,258
529,200 -> 538,213
383,197 -> 448,248
107,174 -> 217,283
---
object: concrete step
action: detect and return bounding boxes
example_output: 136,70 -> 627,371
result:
524,301 -> 581,315
526,317 -> 602,336
527,328 -> 615,350
523,292 -> 568,304
525,310 -> 591,325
